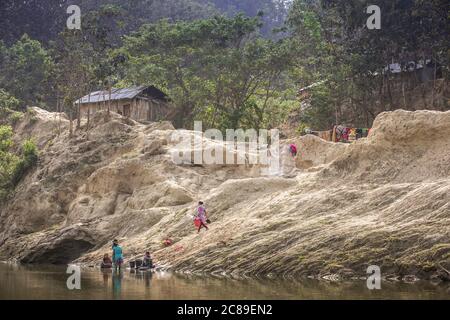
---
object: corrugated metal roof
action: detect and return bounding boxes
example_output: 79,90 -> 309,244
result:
75,85 -> 149,104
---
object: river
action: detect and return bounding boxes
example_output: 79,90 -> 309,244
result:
0,263 -> 448,300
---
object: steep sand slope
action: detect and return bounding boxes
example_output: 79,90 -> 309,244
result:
0,108 -> 449,280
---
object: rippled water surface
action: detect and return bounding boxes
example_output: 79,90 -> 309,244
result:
0,263 -> 448,300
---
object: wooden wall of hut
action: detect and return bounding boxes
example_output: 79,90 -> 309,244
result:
79,98 -> 172,122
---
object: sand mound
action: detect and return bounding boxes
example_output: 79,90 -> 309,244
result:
0,108 -> 449,281
12,107 -> 69,149
325,110 -> 450,183
292,134 -> 348,169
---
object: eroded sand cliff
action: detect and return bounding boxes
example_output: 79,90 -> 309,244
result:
0,108 -> 449,281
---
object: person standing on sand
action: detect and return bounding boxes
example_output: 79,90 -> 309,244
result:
196,201 -> 209,233
112,239 -> 123,272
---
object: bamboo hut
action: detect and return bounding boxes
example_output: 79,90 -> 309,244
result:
75,85 -> 172,122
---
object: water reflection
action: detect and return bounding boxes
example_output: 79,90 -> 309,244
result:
130,269 -> 153,288
112,271 -> 123,298
101,269 -> 110,285
0,262 -> 448,300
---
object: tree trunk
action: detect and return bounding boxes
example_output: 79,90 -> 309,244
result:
108,85 -> 112,116
335,102 -> 339,126
102,88 -> 107,118
402,73 -> 407,108
379,75 -> 385,113
69,106 -> 73,138
56,94 -> 61,136
87,92 -> 91,129
76,101 -> 81,130
431,55 -> 437,108
387,76 -> 393,110
87,91 -> 91,140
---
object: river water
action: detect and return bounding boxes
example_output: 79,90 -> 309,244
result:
0,263 -> 448,300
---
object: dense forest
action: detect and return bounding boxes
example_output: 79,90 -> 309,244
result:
0,0 -> 290,44
0,0 -> 448,132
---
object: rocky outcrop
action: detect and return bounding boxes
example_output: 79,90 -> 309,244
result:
0,107 -> 449,281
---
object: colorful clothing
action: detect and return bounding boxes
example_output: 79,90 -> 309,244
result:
197,220 -> 208,232
335,126 -> 350,142
348,128 -> 357,142
289,144 -> 297,156
197,205 -> 207,223
112,245 -> 123,263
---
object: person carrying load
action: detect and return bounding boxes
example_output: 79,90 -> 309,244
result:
194,201 -> 209,233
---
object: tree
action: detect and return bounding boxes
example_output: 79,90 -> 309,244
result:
0,0 -> 217,45
0,124 -> 39,200
53,29 -> 93,136
120,14 -> 296,130
285,0 -> 449,130
0,35 -> 54,110
0,89 -> 20,111
211,0 -> 291,37
0,125 -> 19,200
51,4 -> 125,135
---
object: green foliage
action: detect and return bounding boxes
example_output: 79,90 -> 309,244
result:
300,84 -> 336,130
210,0 -> 289,36
0,0 -> 448,133
11,139 -> 38,187
7,111 -> 24,125
0,89 -> 20,111
25,108 -> 38,124
120,14 -> 297,130
0,89 -> 24,125
0,0 -> 288,45
0,125 -> 38,201
286,0 -> 449,128
0,35 -> 54,109
0,125 -> 18,200
22,139 -> 38,163
0,125 -> 14,152
296,122 -> 309,135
